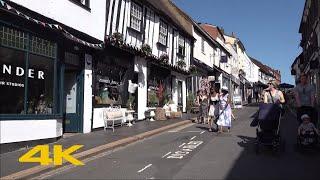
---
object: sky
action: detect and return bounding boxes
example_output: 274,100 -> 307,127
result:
173,0 -> 305,84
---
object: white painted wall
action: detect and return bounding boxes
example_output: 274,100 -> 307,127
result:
193,29 -> 215,68
105,0 -> 192,69
134,56 -> 147,120
0,119 -> 62,144
10,0 -> 107,41
83,54 -> 93,133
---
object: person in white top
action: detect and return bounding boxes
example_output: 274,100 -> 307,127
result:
217,86 -> 232,133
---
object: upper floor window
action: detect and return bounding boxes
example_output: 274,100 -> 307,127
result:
130,2 -> 143,32
159,21 -> 168,46
201,38 -> 205,53
178,36 -> 185,56
70,0 -> 90,9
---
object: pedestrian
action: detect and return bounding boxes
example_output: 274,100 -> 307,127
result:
197,90 -> 208,124
196,90 -> 201,123
208,88 -> 219,132
254,90 -> 259,103
293,73 -> 317,124
263,80 -> 285,105
217,86 -> 232,133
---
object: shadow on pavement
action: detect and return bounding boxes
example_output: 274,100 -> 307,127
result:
224,110 -> 320,180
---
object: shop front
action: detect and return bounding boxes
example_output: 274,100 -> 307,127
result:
147,63 -> 172,107
0,3 -> 102,151
0,22 -> 64,146
92,47 -> 135,128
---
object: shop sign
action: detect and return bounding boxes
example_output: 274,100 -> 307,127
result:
98,78 -> 122,86
2,64 -> 45,79
233,95 -> 242,108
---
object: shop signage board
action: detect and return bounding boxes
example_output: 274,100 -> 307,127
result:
233,95 -> 242,108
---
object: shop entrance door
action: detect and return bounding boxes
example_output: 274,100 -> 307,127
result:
64,69 -> 83,133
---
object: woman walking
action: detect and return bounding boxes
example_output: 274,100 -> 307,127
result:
197,90 -> 208,124
217,86 -> 232,133
208,88 -> 219,131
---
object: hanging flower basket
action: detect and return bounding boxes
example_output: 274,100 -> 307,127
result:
110,32 -> 124,46
177,60 -> 186,68
159,54 -> 169,64
141,44 -> 152,56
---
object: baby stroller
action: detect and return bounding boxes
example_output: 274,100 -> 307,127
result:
254,103 -> 284,154
297,113 -> 319,150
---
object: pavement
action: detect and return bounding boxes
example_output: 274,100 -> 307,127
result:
2,105 -> 319,179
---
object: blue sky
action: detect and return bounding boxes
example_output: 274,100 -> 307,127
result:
173,0 -> 305,84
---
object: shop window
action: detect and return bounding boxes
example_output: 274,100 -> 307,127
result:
147,65 -> 171,107
27,54 -> 54,114
30,36 -> 56,58
94,57 -> 133,106
0,47 -> 26,114
0,26 -> 28,50
130,2 -> 143,32
0,25 -> 58,115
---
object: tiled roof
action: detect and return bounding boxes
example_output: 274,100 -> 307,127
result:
249,57 -> 274,77
146,0 -> 193,38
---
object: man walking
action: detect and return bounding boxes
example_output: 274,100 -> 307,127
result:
294,73 -> 317,125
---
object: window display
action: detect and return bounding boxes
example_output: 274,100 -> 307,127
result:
0,25 -> 57,115
94,57 -> 133,106
0,47 -> 26,114
147,65 -> 171,107
27,54 -> 54,114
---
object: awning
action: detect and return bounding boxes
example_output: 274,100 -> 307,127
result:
0,0 -> 103,49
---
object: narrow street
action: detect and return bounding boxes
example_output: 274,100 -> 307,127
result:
31,106 -> 319,180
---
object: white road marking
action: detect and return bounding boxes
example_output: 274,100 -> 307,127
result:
187,131 -> 201,132
190,136 -> 196,140
167,141 -> 203,159
178,143 -> 186,148
200,131 -> 205,134
161,152 -> 172,158
137,164 -> 152,173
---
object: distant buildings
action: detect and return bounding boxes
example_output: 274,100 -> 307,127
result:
291,0 -> 320,110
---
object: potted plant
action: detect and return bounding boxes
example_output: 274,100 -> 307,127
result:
126,94 -> 135,110
186,93 -> 195,113
141,44 -> 152,56
159,53 -> 169,64
148,91 -> 159,107
177,60 -> 186,68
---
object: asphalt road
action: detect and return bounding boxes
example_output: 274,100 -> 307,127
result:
34,106 -> 320,180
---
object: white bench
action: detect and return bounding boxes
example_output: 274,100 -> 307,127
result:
103,108 -> 126,132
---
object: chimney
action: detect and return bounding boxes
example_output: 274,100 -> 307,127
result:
219,27 -> 225,34
231,32 -> 236,37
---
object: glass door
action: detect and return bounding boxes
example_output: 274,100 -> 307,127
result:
64,70 -> 83,132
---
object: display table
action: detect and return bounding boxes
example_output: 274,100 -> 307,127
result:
126,110 -> 135,127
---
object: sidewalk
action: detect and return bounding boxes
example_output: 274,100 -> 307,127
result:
0,118 -> 193,178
